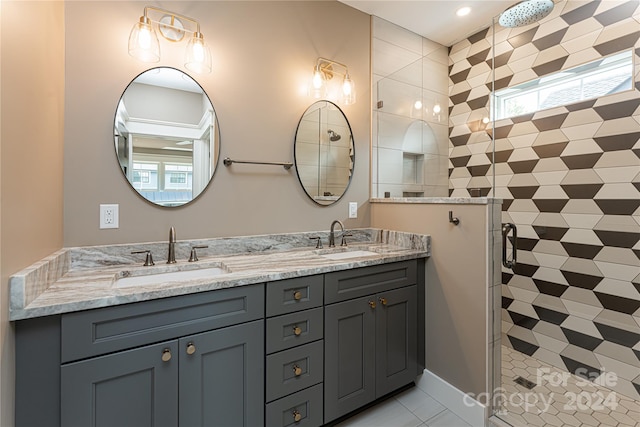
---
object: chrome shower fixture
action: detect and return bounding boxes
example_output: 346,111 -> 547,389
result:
327,130 -> 341,141
499,0 -> 554,28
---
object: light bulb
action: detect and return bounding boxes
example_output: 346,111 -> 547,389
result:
128,16 -> 160,63
313,69 -> 324,88
414,100 -> 423,109
185,32 -> 212,74
433,104 -> 441,114
139,27 -> 151,49
192,40 -> 205,62
310,66 -> 325,98
342,73 -> 356,105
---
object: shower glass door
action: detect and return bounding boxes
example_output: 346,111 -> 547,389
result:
486,1 -> 640,426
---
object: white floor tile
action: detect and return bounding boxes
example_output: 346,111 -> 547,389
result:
335,397 -> 423,427
424,409 -> 473,427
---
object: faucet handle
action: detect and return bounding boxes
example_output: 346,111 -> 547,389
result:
132,250 -> 155,266
189,245 -> 209,262
309,236 -> 323,249
341,232 -> 353,247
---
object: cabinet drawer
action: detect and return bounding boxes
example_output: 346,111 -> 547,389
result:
266,340 -> 323,402
324,261 -> 417,304
61,284 -> 264,363
266,308 -> 323,354
266,275 -> 323,317
265,383 -> 323,427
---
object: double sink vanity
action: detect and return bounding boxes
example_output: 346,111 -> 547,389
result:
12,228 -> 429,427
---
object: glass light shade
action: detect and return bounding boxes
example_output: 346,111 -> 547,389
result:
342,73 -> 356,105
184,32 -> 212,74
309,67 -> 326,99
128,16 -> 160,63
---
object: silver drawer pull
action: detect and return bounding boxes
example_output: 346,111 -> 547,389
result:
161,348 -> 172,362
292,410 -> 302,422
293,290 -> 302,301
293,326 -> 302,336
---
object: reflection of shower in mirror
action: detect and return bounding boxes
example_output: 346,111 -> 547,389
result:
327,129 -> 341,142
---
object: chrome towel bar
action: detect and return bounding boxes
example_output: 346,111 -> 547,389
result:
223,157 -> 293,170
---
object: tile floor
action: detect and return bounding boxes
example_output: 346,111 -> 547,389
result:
335,378 -> 472,427
498,345 -> 640,427
336,345 -> 640,427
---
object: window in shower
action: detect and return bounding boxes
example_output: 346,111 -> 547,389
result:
494,49 -> 633,120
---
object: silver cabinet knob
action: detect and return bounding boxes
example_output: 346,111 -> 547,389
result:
186,342 -> 196,355
293,290 -> 302,301
292,410 -> 302,422
161,348 -> 172,362
293,326 -> 302,336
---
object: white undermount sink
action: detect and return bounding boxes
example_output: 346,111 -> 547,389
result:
319,250 -> 379,260
114,265 -> 231,288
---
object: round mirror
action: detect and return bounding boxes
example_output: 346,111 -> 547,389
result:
114,67 -> 219,207
294,101 -> 354,206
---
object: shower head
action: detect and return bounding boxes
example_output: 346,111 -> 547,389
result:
327,129 -> 341,141
499,0 -> 554,28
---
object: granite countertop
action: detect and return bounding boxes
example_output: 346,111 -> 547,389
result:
370,197 -> 502,205
10,229 -> 430,320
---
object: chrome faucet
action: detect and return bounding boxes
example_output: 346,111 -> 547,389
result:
167,226 -> 177,264
329,220 -> 344,248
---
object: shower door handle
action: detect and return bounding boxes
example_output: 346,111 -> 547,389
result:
502,223 -> 517,270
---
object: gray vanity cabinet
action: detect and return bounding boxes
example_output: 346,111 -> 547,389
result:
15,258 -> 425,427
17,284 -> 265,427
61,321 -> 264,427
264,275 -> 325,427
61,340 -> 179,427
179,320 -> 265,427
323,261 -> 418,423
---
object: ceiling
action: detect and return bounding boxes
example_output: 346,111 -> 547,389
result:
338,0 -> 516,47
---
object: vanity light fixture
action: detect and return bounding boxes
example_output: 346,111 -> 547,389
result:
128,6 -> 212,74
310,57 -> 356,105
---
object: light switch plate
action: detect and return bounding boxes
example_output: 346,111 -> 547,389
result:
100,204 -> 119,229
348,202 -> 358,219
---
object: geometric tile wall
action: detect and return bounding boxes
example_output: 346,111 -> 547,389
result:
448,0 -> 640,400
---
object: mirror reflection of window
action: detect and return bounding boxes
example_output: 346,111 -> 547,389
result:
114,67 -> 220,207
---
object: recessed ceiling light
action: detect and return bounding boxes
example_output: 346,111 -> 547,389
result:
456,6 -> 471,17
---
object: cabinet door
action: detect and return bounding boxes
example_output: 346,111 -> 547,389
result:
61,341 -> 178,427
179,320 -> 264,427
324,296 -> 376,422
376,285 -> 418,397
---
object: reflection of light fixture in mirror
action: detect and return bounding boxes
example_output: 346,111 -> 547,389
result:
128,6 -> 212,74
414,100 -> 423,109
309,57 -> 356,105
433,104 -> 441,114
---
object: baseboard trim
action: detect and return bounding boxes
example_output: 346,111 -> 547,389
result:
416,369 -> 488,426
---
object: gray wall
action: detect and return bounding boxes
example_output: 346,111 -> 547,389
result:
0,2 -> 66,425
64,1 -> 371,247
371,201 -> 498,398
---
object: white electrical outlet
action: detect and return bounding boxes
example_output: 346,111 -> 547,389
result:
348,202 -> 358,219
100,204 -> 119,229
